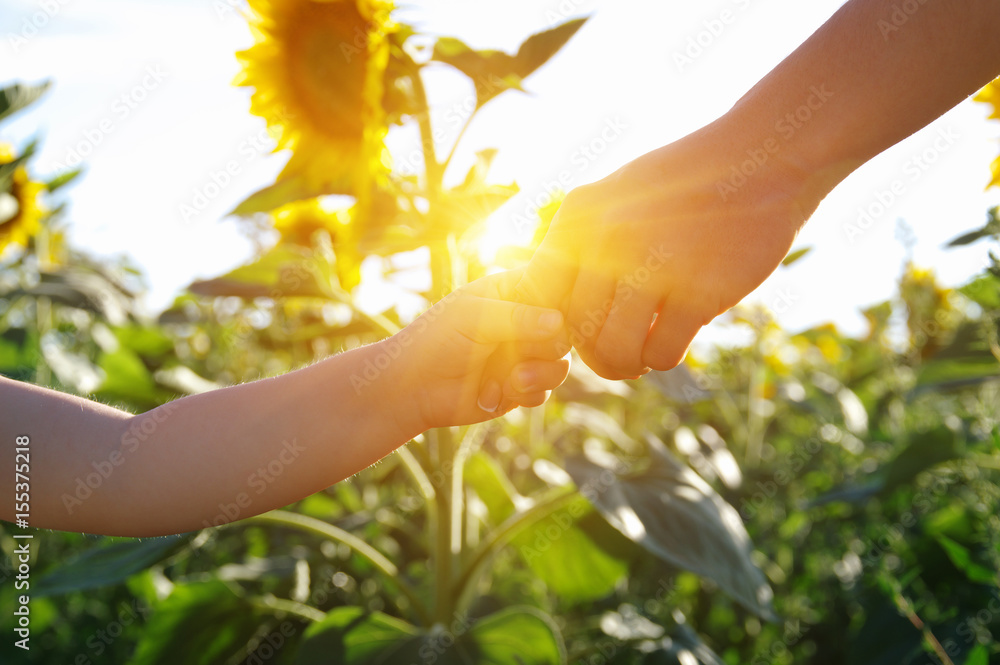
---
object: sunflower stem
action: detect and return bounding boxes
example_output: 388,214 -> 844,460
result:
442,107 -> 479,178
245,510 -> 430,624
411,66 -> 444,198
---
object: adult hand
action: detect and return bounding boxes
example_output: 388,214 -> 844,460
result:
515,117 -> 814,380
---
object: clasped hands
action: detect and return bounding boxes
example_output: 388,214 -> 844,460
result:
398,121 -> 810,430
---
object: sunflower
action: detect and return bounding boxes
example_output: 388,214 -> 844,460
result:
974,78 -> 1000,189
0,143 -> 44,255
272,197 -> 341,246
235,0 -> 394,197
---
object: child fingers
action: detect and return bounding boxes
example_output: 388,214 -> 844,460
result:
515,332 -> 573,361
462,297 -> 565,343
507,358 -> 571,396
510,390 -> 550,409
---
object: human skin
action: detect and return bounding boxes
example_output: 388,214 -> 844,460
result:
0,272 -> 569,537
509,0 -> 1000,381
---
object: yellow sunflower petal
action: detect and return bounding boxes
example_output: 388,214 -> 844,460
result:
0,165 -> 44,254
974,78 -> 1000,121
235,0 -> 394,199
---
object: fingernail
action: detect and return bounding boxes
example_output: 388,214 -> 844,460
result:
537,311 -> 562,334
516,367 -> 537,392
477,379 -> 502,413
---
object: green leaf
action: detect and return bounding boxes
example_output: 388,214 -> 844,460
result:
0,81 -> 50,123
935,535 -> 997,585
129,581 -> 262,665
964,644 -> 989,665
35,535 -> 191,596
468,606 -> 566,664
566,438 -> 776,620
229,174 -> 343,216
188,244 -> 334,299
465,452 -> 525,523
95,347 -> 160,406
433,17 -> 589,109
513,18 -> 590,82
44,168 -> 83,193
514,501 -> 628,603
0,138 -> 38,191
880,426 -> 963,495
813,427 -> 963,506
296,606 -> 565,665
432,38 -> 521,109
294,607 -> 423,665
959,273 -> 1000,309
440,183 -> 519,233
114,324 -> 175,357
946,208 -> 1000,247
780,246 -> 812,267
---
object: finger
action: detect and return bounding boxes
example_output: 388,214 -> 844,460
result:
593,285 -> 660,377
642,297 -> 710,371
514,207 -> 580,309
566,269 -> 615,354
477,377 -> 503,413
574,345 -> 644,381
511,390 -> 550,409
516,333 -> 573,361
478,341 -> 519,414
462,269 -> 522,300
507,358 -> 572,395
459,297 -> 565,344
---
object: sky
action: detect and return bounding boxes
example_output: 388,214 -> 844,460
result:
1,0 -> 999,348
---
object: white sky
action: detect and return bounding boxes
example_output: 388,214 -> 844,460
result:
2,0 -> 999,347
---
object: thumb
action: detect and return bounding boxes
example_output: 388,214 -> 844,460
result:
515,217 -> 578,310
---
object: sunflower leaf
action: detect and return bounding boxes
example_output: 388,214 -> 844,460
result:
228,175 -> 336,217
432,17 -> 589,109
513,17 -> 590,80
0,81 -> 50,124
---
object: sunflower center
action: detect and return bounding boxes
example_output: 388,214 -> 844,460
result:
285,2 -> 370,142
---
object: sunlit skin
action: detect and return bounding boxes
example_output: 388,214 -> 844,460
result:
500,0 -> 1000,387
0,272 -> 569,537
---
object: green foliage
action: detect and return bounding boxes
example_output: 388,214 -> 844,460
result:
34,535 -> 191,597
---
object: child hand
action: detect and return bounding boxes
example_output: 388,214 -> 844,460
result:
371,271 -> 570,435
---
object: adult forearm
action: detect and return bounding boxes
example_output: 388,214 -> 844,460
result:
727,0 -> 1000,209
